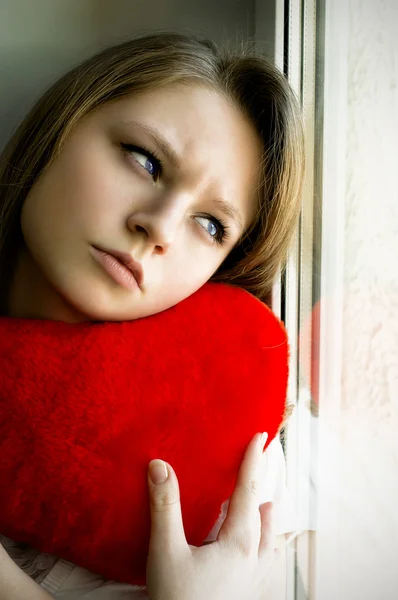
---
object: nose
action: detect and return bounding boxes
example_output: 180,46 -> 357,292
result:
126,193 -> 186,255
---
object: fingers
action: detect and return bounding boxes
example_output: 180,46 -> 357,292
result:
147,460 -> 189,557
218,432 -> 268,553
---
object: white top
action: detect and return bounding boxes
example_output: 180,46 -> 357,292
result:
1,436 -> 296,599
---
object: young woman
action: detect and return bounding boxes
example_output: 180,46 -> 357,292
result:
0,32 -> 304,599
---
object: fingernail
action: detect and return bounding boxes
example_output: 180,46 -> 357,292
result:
149,460 -> 168,485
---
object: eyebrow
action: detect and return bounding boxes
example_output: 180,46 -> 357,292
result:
122,120 -> 245,230
213,198 -> 244,229
123,121 -> 181,170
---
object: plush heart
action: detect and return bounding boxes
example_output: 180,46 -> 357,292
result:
0,282 -> 288,585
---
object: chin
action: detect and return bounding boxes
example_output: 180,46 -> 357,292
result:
58,284 -> 140,323
63,295 -> 124,323
55,275 -> 187,323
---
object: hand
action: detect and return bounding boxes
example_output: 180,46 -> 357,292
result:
146,432 -> 278,600
0,542 -> 54,600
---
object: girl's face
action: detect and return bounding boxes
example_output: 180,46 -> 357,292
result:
10,83 -> 262,322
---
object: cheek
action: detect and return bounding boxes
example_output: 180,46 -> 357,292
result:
57,151 -> 112,219
170,243 -> 226,288
61,145 -> 149,225
25,148 -> 122,236
20,178 -> 56,244
155,253 -> 222,313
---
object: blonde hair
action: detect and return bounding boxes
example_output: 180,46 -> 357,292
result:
0,32 -> 304,309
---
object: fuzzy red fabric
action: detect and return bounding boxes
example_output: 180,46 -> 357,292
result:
0,283 -> 289,585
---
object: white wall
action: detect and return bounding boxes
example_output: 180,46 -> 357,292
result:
322,0 -> 398,598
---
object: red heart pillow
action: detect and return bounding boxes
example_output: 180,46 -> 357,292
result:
0,282 -> 288,585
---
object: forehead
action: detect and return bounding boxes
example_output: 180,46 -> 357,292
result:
88,83 -> 263,227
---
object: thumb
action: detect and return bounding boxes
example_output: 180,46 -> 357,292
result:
147,460 -> 188,555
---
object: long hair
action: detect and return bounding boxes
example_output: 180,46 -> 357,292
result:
0,32 -> 304,308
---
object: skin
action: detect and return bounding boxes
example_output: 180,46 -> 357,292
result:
8,83 -> 261,322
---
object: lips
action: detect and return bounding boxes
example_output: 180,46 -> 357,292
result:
92,246 -> 144,289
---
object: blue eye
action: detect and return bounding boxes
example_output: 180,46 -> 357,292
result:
121,143 -> 162,180
195,216 -> 228,245
208,222 -> 217,236
133,153 -> 157,176
144,157 -> 157,176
